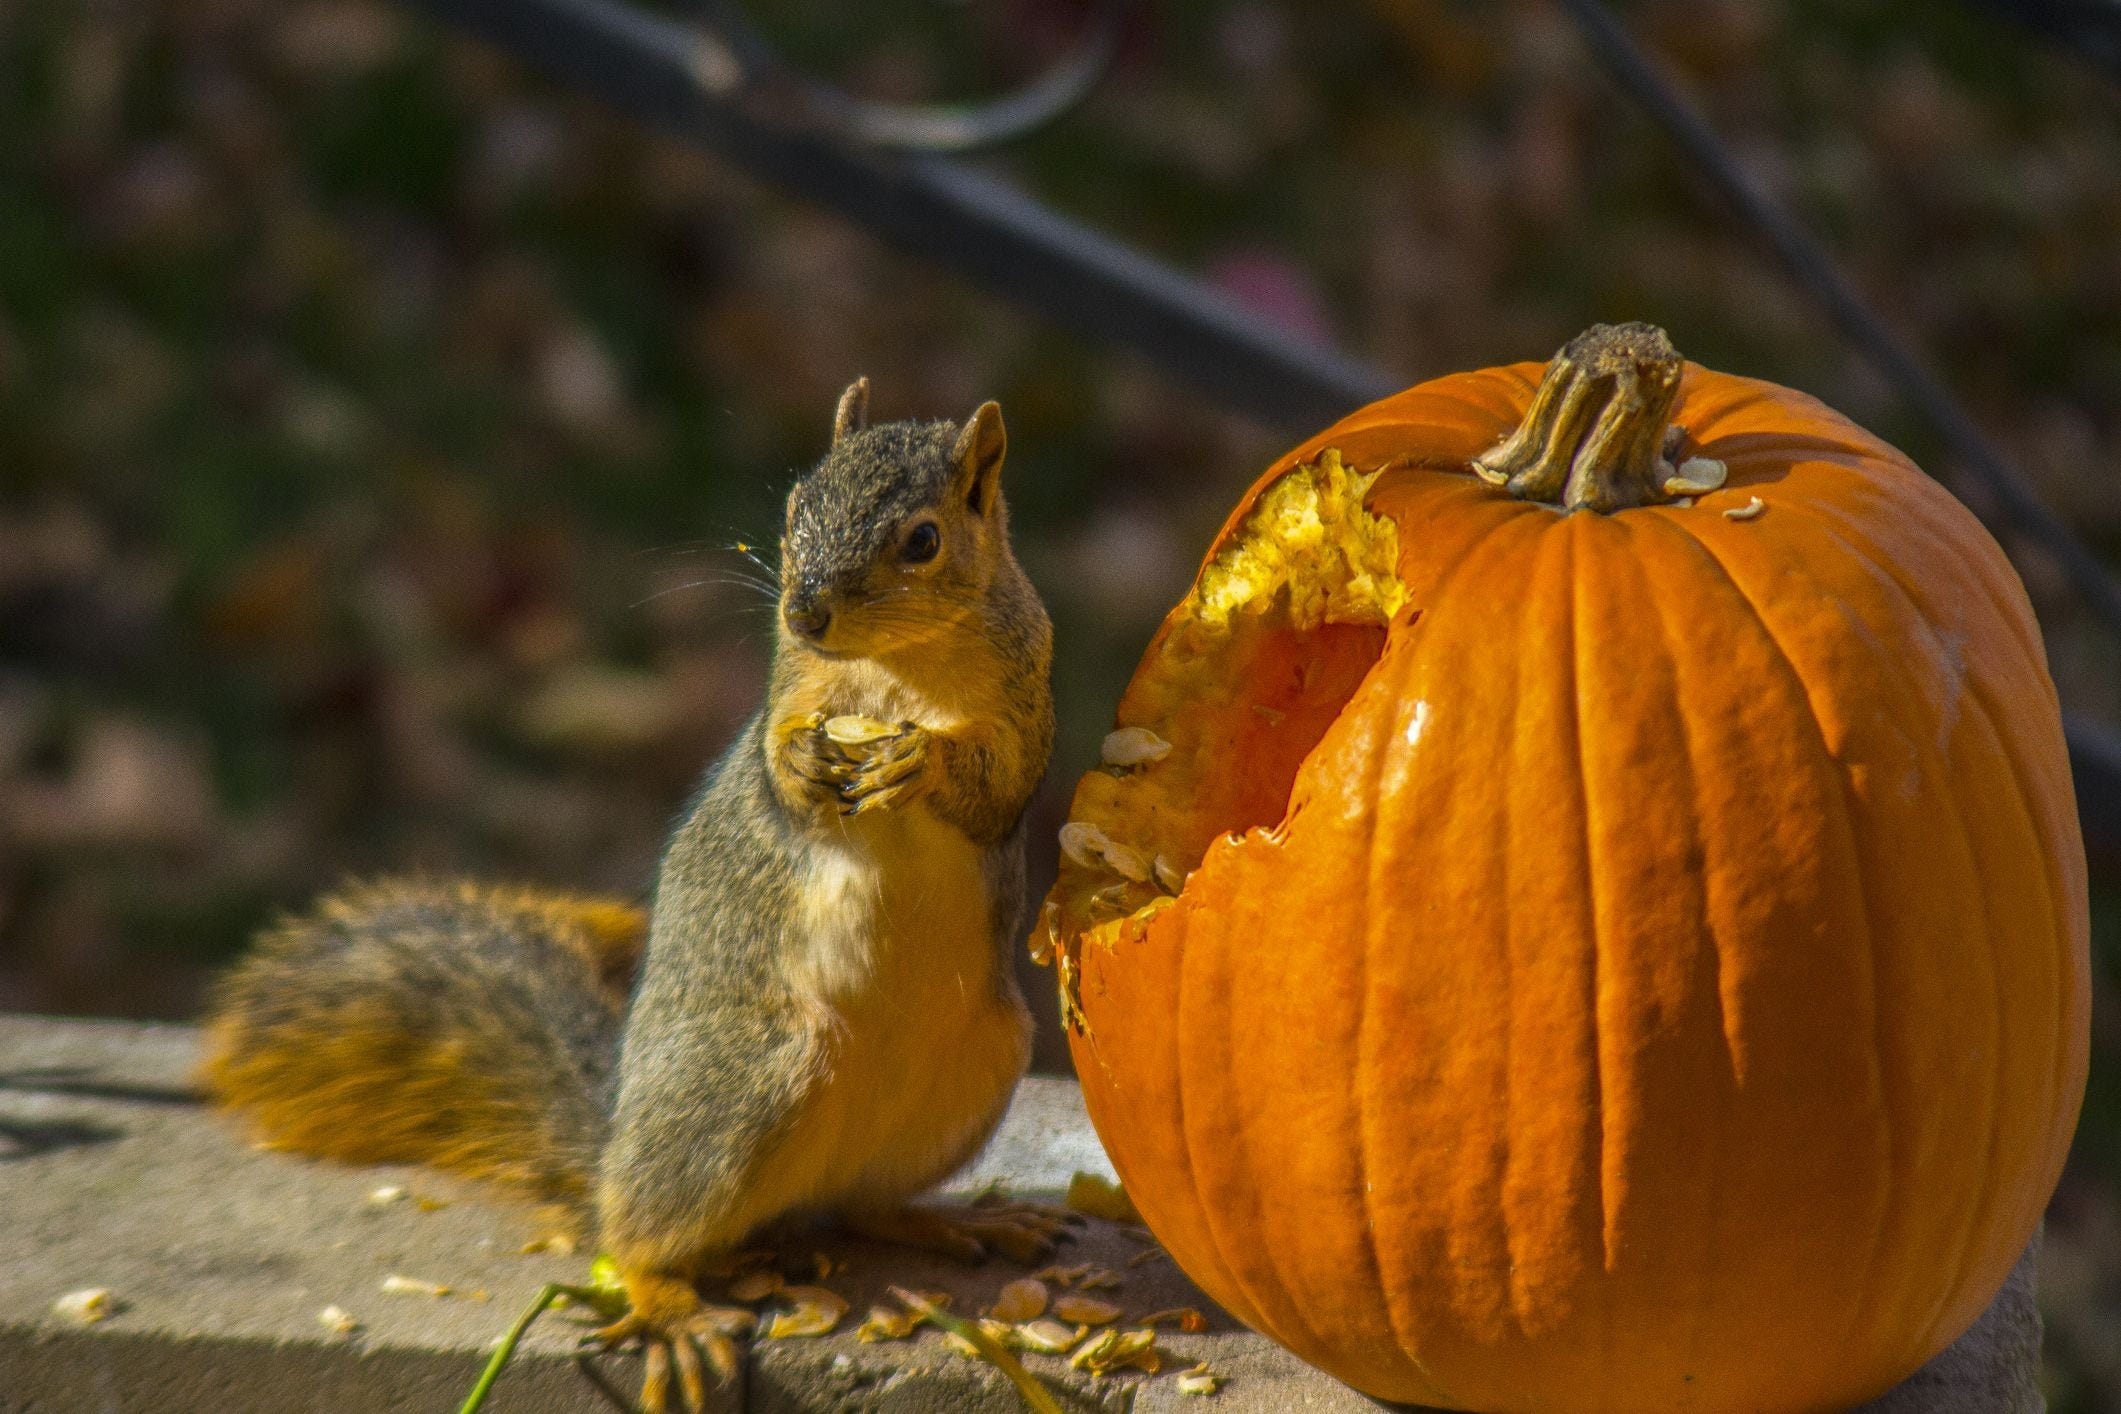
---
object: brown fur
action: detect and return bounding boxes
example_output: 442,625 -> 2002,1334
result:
199,879 -> 643,1226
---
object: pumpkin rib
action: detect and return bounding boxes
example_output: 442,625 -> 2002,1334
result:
1177,837 -> 1367,1377
1777,501 -> 2072,1356
1654,519 -> 1904,1360
1562,521 -> 1629,1396
1766,506 -> 2025,1356
1351,644 -> 1458,1407
1627,514 -> 1741,1390
1770,472 -> 2050,692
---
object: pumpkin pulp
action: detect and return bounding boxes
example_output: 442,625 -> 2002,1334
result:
1040,323 -> 1718,1031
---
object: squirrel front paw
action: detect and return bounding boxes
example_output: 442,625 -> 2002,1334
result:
837,723 -> 930,816
775,712 -> 856,809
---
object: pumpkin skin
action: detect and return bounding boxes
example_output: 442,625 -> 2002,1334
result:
1040,330 -> 2089,1413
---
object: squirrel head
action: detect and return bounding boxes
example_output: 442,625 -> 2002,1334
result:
777,379 -> 1016,656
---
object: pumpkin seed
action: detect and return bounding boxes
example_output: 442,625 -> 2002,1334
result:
1152,855 -> 1185,895
1051,1295 -> 1123,1325
1100,727 -> 1172,768
986,1278 -> 1048,1323
726,1270 -> 784,1302
1013,1318 -> 1086,1354
823,714 -> 897,745
1724,495 -> 1766,521
1059,821 -> 1116,869
1662,457 -> 1728,495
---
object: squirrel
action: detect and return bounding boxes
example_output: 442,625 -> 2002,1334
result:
199,380 -> 1061,1412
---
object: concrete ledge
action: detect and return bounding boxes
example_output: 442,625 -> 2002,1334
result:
0,1015 -> 2040,1412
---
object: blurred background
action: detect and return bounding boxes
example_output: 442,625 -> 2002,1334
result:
0,0 -> 2117,1403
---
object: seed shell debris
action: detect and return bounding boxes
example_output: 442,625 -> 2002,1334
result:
1176,1362 -> 1222,1395
52,1288 -> 113,1324
765,1285 -> 848,1339
1070,1327 -> 1161,1375
1066,1171 -> 1141,1223
318,1305 -> 361,1336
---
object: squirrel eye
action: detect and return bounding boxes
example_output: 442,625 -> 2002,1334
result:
900,521 -> 941,564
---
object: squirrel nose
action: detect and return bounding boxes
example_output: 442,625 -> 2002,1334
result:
784,603 -> 832,640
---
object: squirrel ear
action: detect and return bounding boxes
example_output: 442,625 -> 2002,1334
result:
832,378 -> 871,445
952,401 -> 1006,514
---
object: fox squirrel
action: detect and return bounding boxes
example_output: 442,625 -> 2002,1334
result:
200,380 -> 1060,1412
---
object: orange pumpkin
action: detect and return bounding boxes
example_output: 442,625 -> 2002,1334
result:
1038,325 -> 2089,1412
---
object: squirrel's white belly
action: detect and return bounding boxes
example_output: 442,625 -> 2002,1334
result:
775,806 -> 1029,1211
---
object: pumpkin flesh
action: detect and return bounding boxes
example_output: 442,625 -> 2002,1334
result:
1041,353 -> 2088,1412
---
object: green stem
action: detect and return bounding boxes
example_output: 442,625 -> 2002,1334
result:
458,1282 -> 626,1414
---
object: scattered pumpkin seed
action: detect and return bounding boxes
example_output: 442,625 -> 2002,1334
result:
318,1305 -> 361,1336
1724,495 -> 1766,521
1151,855 -> 1185,895
1051,1295 -> 1123,1326
1126,1247 -> 1166,1268
52,1288 -> 112,1324
1034,1262 -> 1090,1287
367,1185 -> 407,1206
381,1275 -> 452,1298
1139,1307 -> 1209,1332
766,1285 -> 849,1338
891,1287 -> 1064,1414
727,1269 -> 784,1302
1074,1269 -> 1123,1292
1012,1319 -> 1086,1355
1066,1171 -> 1141,1223
987,1278 -> 1048,1322
1100,727 -> 1172,768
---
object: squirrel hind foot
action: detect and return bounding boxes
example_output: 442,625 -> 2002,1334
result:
592,1290 -> 752,1414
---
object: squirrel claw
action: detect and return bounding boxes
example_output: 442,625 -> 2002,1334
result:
836,725 -> 930,814
592,1306 -> 748,1413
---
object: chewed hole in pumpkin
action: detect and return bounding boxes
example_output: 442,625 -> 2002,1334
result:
1039,450 -> 1409,1025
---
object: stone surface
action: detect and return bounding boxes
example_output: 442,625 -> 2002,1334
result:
0,1015 -> 2041,1412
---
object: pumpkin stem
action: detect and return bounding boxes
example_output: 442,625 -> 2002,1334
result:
1472,322 -> 1718,513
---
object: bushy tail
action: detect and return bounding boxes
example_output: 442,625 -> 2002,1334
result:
199,879 -> 646,1224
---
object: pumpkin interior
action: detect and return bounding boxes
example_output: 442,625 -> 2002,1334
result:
1040,451 -> 1409,1022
